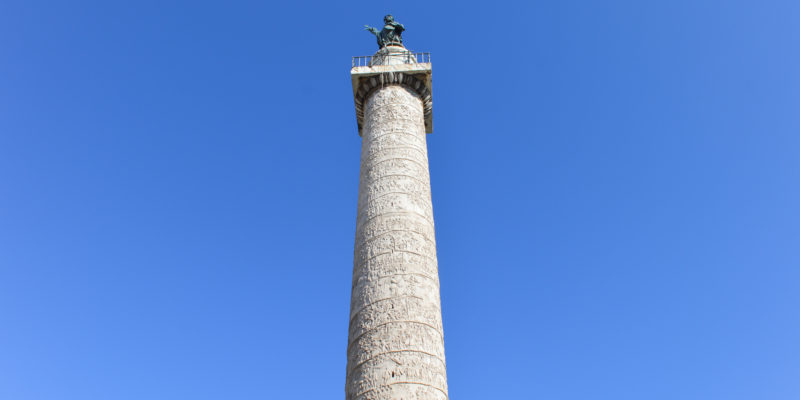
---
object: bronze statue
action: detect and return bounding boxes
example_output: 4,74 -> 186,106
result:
364,15 -> 405,49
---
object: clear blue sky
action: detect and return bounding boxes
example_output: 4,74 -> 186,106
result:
1,1 -> 798,399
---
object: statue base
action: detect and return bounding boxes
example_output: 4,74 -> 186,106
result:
370,45 -> 416,66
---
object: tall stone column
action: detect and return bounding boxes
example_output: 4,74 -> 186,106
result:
347,46 -> 446,400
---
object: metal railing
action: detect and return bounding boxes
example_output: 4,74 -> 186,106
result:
352,52 -> 431,67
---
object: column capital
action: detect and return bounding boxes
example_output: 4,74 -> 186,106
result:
351,50 -> 433,136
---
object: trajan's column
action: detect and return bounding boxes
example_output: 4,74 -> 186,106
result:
346,15 -> 447,400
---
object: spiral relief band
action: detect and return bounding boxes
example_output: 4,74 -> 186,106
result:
346,84 -> 448,400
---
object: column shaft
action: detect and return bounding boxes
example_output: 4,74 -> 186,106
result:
346,85 -> 448,400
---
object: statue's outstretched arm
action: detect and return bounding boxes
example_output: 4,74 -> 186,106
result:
364,25 -> 379,36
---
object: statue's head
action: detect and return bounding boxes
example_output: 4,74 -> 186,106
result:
384,14 -> 394,24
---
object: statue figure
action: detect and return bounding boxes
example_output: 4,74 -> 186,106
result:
364,15 -> 405,49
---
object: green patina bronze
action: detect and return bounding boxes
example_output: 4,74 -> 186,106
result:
364,15 -> 405,49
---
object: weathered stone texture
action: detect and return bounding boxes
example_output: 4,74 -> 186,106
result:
346,85 -> 447,399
